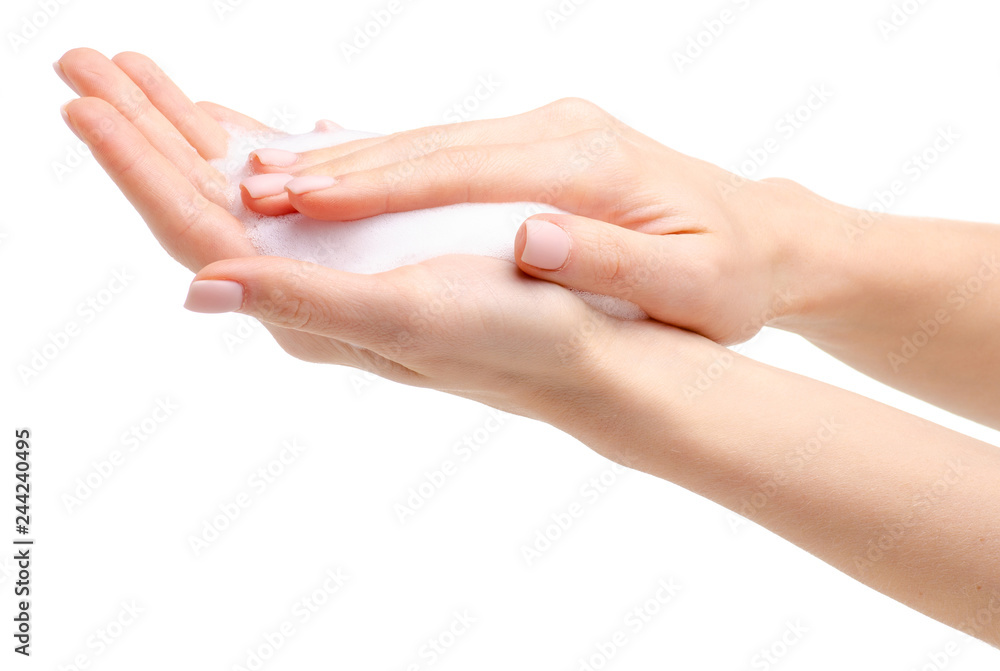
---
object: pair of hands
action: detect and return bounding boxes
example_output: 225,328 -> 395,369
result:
56,48 -> 799,418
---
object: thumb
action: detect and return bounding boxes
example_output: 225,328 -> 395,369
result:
182,255 -> 400,348
515,214 -> 667,310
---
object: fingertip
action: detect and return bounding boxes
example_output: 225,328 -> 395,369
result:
183,279 -> 244,314
60,100 -> 72,127
109,51 -> 135,69
111,51 -> 160,85
110,50 -> 146,65
239,183 -> 297,216
251,148 -> 299,171
193,256 -> 261,282
53,60 -> 80,94
59,47 -> 103,65
285,175 -> 338,195
58,48 -> 110,89
60,97 -> 123,146
514,222 -> 528,261
62,95 -> 97,115
282,177 -> 341,217
241,172 -> 293,198
286,188 -> 372,222
519,218 -> 571,271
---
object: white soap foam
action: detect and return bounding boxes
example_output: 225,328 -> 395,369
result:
211,126 -> 647,321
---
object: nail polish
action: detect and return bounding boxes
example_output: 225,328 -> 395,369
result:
521,219 -> 570,270
184,280 -> 244,313
240,173 -> 294,198
252,148 -> 299,167
285,175 -> 337,195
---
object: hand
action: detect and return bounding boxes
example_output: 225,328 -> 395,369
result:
55,48 -> 265,269
54,52 -> 1000,645
53,48 -> 401,371
242,97 -> 806,344
55,48 -> 690,437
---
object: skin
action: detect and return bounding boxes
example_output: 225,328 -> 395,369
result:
56,48 -> 1000,648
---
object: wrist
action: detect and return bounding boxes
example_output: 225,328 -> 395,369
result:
540,317 -> 722,471
751,177 -> 867,340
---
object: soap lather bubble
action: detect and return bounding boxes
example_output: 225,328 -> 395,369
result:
211,124 -> 647,321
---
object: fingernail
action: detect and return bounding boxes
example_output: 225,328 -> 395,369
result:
252,148 -> 298,167
60,102 -> 71,125
286,175 -> 337,195
53,61 -> 80,94
240,173 -> 294,198
521,219 -> 570,270
184,280 -> 244,313
314,119 -> 343,132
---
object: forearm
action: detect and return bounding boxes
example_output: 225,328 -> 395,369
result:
554,321 -> 1000,646
765,180 -> 1000,427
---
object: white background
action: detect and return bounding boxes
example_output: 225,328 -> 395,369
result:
4,0 -> 1000,668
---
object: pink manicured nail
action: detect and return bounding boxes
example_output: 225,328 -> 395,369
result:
314,119 -> 343,132
521,219 -> 570,270
53,61 -> 80,94
285,175 -> 337,195
184,280 -> 244,313
240,173 -> 294,198
252,148 -> 298,167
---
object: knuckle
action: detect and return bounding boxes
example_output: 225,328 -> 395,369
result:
173,107 -> 197,133
567,127 -> 622,172
410,125 -> 450,154
389,126 -> 449,160
119,92 -> 152,123
62,47 -> 101,64
433,145 -> 488,178
285,297 -> 320,331
272,294 -> 322,331
591,231 -> 634,289
256,273 -> 331,332
173,193 -> 212,242
61,47 -> 105,79
548,97 -> 606,123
